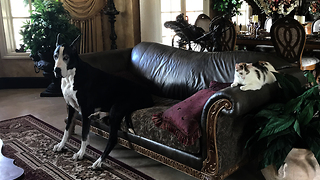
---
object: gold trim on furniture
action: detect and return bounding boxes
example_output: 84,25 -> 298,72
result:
202,99 -> 232,178
74,119 -> 211,179
73,98 -> 244,180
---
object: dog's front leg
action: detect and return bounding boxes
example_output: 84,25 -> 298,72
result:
53,105 -> 75,152
72,108 -> 92,160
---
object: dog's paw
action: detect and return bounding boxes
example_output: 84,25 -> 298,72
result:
92,157 -> 103,169
72,150 -> 85,160
53,143 -> 64,152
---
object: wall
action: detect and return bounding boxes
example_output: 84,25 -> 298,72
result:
0,58 -> 43,78
140,0 -> 162,43
0,0 -> 140,78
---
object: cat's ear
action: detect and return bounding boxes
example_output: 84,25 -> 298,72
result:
247,63 -> 253,68
235,63 -> 239,69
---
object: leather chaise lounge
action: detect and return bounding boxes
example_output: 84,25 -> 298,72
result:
70,42 -> 305,179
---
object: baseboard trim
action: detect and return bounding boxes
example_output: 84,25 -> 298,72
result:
0,77 -> 51,89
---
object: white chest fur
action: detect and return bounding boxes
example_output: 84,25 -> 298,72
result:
61,68 -> 80,112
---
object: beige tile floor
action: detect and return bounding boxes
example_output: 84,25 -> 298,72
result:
0,88 -> 265,180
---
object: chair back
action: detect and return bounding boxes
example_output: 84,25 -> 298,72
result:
270,16 -> 306,66
194,14 -> 211,33
209,16 -> 236,51
312,18 -> 320,34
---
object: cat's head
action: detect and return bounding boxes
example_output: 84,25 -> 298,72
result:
235,63 -> 252,79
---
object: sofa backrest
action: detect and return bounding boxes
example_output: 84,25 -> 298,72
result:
129,42 -> 295,100
79,48 -> 132,74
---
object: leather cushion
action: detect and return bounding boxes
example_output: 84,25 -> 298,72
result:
129,42 -> 294,100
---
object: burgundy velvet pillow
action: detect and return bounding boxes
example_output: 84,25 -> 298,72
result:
153,89 -> 215,145
152,81 -> 231,146
209,80 -> 231,91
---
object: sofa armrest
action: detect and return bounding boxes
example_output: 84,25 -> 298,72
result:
204,83 -> 280,118
79,48 -> 133,74
200,83 -> 280,177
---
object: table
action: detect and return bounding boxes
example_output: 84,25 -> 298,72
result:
236,36 -> 320,50
0,139 -> 24,180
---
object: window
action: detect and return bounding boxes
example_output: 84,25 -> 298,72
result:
232,1 -> 252,32
161,0 -> 209,46
0,0 -> 32,59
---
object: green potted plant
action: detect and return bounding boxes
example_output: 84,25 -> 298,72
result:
212,0 -> 243,18
246,72 -> 320,179
20,0 -> 80,96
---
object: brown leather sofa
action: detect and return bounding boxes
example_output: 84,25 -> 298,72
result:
72,42 -> 305,180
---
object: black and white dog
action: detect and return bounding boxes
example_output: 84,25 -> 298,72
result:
52,34 -> 153,168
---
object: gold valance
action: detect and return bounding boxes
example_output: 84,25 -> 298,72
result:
59,0 -> 108,53
61,0 -> 107,21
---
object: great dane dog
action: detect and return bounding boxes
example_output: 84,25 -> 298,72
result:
52,34 -> 153,168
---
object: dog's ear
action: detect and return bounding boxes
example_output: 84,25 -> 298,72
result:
70,35 -> 81,47
56,33 -> 61,47
70,35 -> 81,52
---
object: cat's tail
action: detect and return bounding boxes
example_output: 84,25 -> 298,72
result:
259,61 -> 278,73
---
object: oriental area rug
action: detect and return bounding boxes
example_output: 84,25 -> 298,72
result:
0,115 -> 154,180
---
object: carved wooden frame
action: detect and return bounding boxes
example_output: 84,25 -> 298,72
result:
72,98 -> 244,180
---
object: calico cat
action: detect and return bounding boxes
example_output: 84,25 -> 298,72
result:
231,61 -> 277,91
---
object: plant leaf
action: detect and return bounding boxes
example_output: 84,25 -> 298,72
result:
273,72 -> 303,101
259,134 -> 295,170
305,136 -> 320,165
293,120 -> 301,137
298,101 -> 315,126
305,71 -> 318,85
258,115 -> 295,140
284,96 -> 303,114
266,128 -> 292,147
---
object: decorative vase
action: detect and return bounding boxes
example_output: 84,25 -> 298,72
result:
261,148 -> 320,180
32,51 -> 62,97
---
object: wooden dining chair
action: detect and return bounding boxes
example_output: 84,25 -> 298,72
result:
194,14 -> 211,33
270,16 -> 320,71
209,16 -> 236,51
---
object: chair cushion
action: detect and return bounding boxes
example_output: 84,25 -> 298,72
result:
301,56 -> 320,67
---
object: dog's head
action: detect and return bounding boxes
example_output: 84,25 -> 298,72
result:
53,34 -> 80,78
